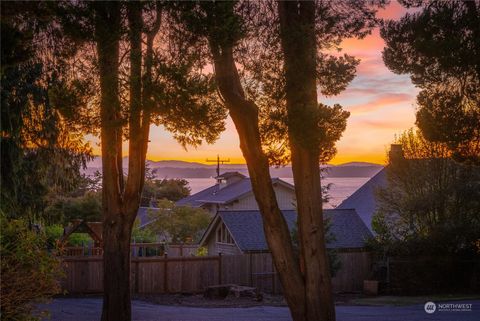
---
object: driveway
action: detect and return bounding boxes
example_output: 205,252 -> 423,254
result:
40,298 -> 479,321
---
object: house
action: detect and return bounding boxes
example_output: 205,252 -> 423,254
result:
176,172 -> 296,216
199,209 -> 373,255
335,144 -> 406,232
336,168 -> 387,232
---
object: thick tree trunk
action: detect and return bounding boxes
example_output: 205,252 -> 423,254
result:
94,3 -> 133,321
101,215 -> 134,321
208,29 -> 307,321
278,1 -> 335,321
95,2 -> 156,321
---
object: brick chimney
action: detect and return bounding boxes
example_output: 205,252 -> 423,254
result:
389,144 -> 404,162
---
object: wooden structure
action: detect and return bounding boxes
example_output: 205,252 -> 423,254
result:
60,251 -> 371,295
59,219 -> 103,248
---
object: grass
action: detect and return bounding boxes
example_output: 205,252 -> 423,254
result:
349,294 -> 480,306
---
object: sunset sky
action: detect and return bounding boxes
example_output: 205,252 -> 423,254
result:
87,2 -> 417,165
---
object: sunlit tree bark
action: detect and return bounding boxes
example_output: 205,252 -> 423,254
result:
278,1 -> 335,320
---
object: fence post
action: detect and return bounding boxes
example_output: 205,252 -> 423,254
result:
271,255 -> 275,294
135,259 -> 139,294
218,252 -> 222,284
386,256 -> 390,284
249,252 -> 253,287
164,253 -> 169,293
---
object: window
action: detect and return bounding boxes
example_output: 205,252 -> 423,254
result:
216,223 -> 234,244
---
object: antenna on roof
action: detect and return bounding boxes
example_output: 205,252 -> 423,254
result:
206,154 -> 230,177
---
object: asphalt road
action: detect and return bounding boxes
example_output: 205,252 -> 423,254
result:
39,298 -> 479,321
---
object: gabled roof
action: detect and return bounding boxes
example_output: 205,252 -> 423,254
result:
60,219 -> 103,246
337,168 -> 387,232
200,209 -> 372,252
176,177 -> 294,207
216,172 -> 246,179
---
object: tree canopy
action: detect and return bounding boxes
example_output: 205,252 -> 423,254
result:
381,1 -> 480,164
146,200 -> 210,244
141,177 -> 191,206
372,129 -> 480,256
1,2 -> 92,222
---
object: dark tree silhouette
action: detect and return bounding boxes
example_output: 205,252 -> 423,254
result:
172,1 -> 382,320
381,0 -> 480,164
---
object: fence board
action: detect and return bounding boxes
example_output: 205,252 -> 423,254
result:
60,251 -> 371,295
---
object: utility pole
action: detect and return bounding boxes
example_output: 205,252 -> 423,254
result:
206,155 -> 230,177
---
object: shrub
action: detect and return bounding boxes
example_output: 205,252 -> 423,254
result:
67,233 -> 93,247
195,246 -> 208,257
45,224 -> 63,249
0,214 -> 63,320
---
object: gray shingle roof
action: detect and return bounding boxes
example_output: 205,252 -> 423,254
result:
176,185 -> 219,207
217,172 -> 246,179
217,209 -> 372,252
176,177 -> 293,207
337,168 -> 387,232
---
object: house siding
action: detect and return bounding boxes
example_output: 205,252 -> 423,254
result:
218,184 -> 295,212
216,243 -> 242,255
205,235 -> 242,255
203,220 -> 243,255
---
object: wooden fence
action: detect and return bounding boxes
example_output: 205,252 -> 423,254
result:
63,243 -> 199,257
61,251 -> 371,295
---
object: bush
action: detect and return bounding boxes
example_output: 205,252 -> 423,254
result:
67,233 -> 92,247
0,214 -> 63,320
195,246 -> 208,257
132,220 -> 157,244
45,224 -> 63,249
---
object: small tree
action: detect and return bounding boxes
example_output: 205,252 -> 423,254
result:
141,178 -> 191,206
147,199 -> 210,244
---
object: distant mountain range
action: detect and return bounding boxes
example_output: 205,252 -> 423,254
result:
84,157 -> 383,179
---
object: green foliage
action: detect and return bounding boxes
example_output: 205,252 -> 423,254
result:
195,246 -> 208,257
290,218 -> 341,276
381,1 -> 480,163
147,199 -> 211,244
45,224 -> 63,248
141,177 -> 191,206
0,214 -> 62,320
1,2 -> 92,222
66,233 -> 93,247
44,224 -> 93,247
44,191 -> 102,225
371,129 -> 480,257
132,219 -> 157,244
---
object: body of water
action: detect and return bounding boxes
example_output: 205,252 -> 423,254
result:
186,177 -> 370,209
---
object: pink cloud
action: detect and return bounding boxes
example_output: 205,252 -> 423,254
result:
358,119 -> 413,129
346,93 -> 413,114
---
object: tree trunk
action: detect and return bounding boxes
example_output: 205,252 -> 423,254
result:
206,5 -> 306,317
101,215 -> 134,321
94,3 -> 132,321
278,1 -> 335,321
94,2 -> 156,321
211,51 -> 306,321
